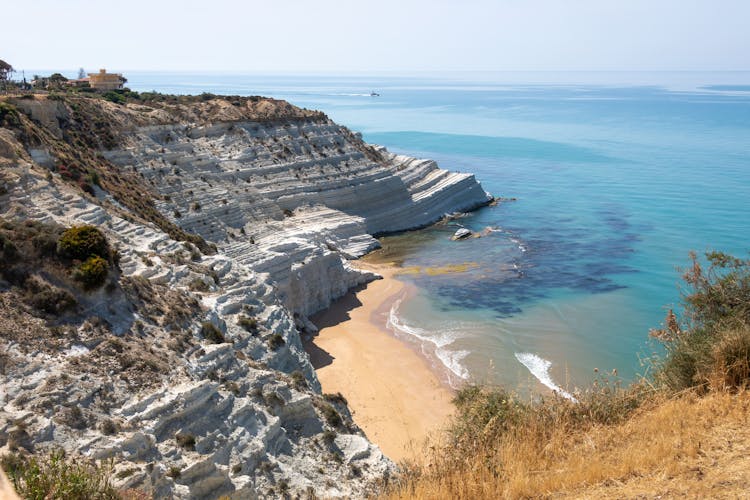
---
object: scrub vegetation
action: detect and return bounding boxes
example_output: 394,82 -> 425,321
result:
386,251 -> 750,499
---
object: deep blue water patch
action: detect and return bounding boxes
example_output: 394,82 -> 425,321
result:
366,131 -> 613,163
118,71 -> 750,385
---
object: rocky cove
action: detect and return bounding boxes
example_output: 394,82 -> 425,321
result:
0,93 -> 490,498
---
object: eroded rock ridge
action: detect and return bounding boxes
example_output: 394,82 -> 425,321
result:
0,94 -> 490,498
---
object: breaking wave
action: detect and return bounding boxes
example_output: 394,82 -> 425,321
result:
514,352 -> 577,402
387,297 -> 470,382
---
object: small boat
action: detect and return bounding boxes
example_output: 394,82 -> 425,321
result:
370,91 -> 380,97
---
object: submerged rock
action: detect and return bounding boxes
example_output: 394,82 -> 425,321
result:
451,227 -> 473,240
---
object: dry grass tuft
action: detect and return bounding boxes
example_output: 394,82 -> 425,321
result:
386,390 -> 750,499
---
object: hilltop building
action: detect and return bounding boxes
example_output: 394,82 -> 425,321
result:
87,69 -> 125,90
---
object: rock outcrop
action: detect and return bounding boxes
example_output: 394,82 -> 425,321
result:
0,94 -> 490,498
103,116 -> 490,316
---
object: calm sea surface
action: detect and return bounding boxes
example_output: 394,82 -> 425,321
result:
121,71 -> 750,394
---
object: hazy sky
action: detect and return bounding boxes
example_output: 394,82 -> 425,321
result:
3,0 -> 749,72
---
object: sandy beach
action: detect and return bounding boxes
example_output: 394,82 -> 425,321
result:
304,263 -> 455,463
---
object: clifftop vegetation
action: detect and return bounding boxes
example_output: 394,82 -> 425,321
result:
0,94 -> 218,254
0,220 -> 115,318
386,251 -> 750,499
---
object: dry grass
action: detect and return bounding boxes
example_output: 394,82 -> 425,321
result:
385,251 -> 750,499
386,390 -> 750,499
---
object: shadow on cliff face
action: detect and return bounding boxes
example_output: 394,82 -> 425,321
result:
303,340 -> 335,370
303,285 -> 367,369
310,286 -> 364,329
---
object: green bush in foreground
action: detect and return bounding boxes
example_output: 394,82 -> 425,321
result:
1,450 -> 119,500
651,251 -> 750,392
57,225 -> 110,261
74,255 -> 109,289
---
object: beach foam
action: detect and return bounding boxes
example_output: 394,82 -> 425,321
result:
514,352 -> 577,402
387,297 -> 470,383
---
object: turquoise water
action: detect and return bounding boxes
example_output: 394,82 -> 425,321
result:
126,72 -> 750,394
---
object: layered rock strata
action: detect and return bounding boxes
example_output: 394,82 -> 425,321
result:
104,118 -> 490,316
0,94 -> 490,498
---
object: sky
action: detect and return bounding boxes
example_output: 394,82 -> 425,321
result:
2,0 -> 749,73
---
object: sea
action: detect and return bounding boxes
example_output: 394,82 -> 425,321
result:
119,71 -> 750,396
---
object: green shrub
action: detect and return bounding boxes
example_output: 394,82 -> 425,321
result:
237,315 -> 258,333
85,169 -> 101,187
322,429 -> 336,445
323,392 -> 348,406
1,449 -> 119,500
0,102 -> 20,127
264,391 -> 285,407
652,252 -> 750,392
290,370 -> 307,389
102,91 -> 126,105
74,255 -> 109,289
707,326 -> 750,389
99,419 -> 117,436
57,225 -> 110,261
32,231 -> 60,257
0,232 -> 18,260
188,278 -> 210,292
175,432 -> 196,451
78,180 -> 95,196
26,281 -> 77,314
683,251 -> 750,328
320,403 -> 342,428
449,385 -> 528,444
200,322 -> 225,344
267,334 -> 285,350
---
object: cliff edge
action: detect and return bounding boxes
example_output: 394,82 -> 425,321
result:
0,93 -> 490,498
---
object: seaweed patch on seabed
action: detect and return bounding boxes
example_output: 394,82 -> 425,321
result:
420,210 -> 641,316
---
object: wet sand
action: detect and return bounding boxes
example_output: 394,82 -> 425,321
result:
304,263 -> 455,462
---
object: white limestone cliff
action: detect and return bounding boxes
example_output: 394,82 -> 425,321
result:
104,118 -> 490,316
0,95 -> 490,498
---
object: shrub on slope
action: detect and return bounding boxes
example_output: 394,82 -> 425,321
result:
1,450 -> 120,500
651,251 -> 750,392
385,251 -> 750,499
57,225 -> 111,261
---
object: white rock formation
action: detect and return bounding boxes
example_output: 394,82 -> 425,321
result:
0,96 -> 490,498
104,118 -> 490,316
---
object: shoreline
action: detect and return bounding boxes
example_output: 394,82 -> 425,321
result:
304,262 -> 455,462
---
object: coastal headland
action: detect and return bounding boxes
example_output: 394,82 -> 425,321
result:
0,91 -> 490,498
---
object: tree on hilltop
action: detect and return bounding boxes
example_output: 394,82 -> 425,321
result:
48,73 -> 69,89
0,60 -> 12,77
0,59 -> 13,90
